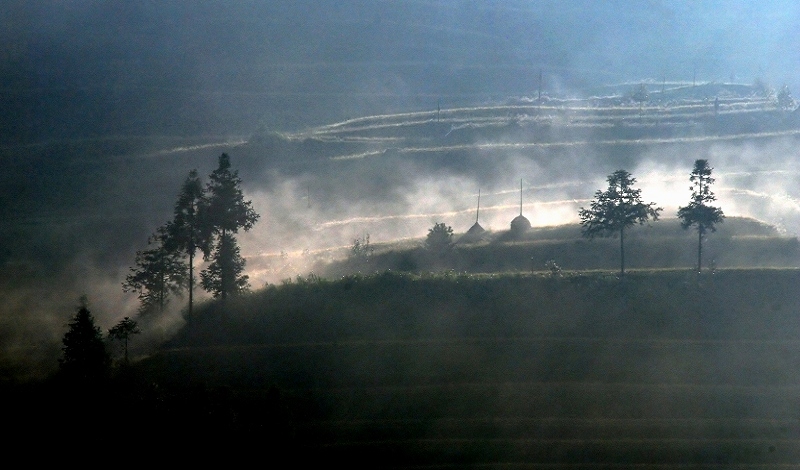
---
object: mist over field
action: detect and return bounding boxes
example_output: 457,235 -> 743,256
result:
2,0 -> 800,380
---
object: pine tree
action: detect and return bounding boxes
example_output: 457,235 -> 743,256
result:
201,232 -> 250,298
59,298 -> 110,384
677,159 -> 724,273
201,153 -> 259,299
168,169 -> 209,315
122,224 -> 186,315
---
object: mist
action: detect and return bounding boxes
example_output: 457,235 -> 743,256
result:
2,0 -> 800,379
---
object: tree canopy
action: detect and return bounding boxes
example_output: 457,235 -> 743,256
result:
200,153 -> 260,299
168,169 -> 209,316
126,153 -> 261,309
579,169 -> 662,275
426,222 -> 454,252
677,159 -> 725,272
122,224 -> 186,315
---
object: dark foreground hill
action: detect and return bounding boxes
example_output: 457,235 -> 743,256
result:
12,267 -> 798,465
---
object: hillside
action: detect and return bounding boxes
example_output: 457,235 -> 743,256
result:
103,268 -> 800,465
3,82 -> 800,463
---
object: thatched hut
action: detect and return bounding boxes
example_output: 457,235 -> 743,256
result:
508,179 -> 531,237
458,189 -> 488,243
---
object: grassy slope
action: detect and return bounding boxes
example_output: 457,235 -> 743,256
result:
130,268 -> 800,465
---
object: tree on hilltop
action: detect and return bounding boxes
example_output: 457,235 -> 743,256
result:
201,153 -> 260,300
677,159 -> 724,273
579,170 -> 662,275
168,169 -> 210,315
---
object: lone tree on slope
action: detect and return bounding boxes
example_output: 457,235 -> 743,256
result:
201,153 -> 260,300
677,159 -> 725,273
579,169 -> 662,275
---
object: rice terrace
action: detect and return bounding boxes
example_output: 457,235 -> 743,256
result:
5,77 -> 800,468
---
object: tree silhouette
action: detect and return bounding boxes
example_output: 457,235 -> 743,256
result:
677,159 -> 725,273
201,232 -> 250,298
579,170 -> 662,275
350,233 -> 374,263
426,222 -> 454,252
59,297 -> 110,384
168,169 -> 209,316
123,224 -> 186,315
108,317 -> 140,365
201,153 -> 260,300
777,85 -> 796,110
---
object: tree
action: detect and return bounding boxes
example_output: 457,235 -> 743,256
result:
108,317 -> 140,365
122,224 -> 186,315
201,232 -> 250,298
59,297 -> 111,384
350,233 -> 374,262
579,170 -> 662,275
777,85 -> 796,110
677,159 -> 725,273
426,222 -> 454,252
168,169 -> 209,316
202,153 -> 260,300
632,83 -> 649,104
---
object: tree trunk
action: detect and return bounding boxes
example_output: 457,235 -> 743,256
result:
619,227 -> 625,276
220,229 -> 227,301
188,250 -> 194,316
697,229 -> 703,274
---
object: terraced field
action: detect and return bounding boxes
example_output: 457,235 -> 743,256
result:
277,82 -> 800,160
235,81 -> 800,288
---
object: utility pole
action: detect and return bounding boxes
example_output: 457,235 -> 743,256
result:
538,70 -> 542,100
476,189 -> 481,223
